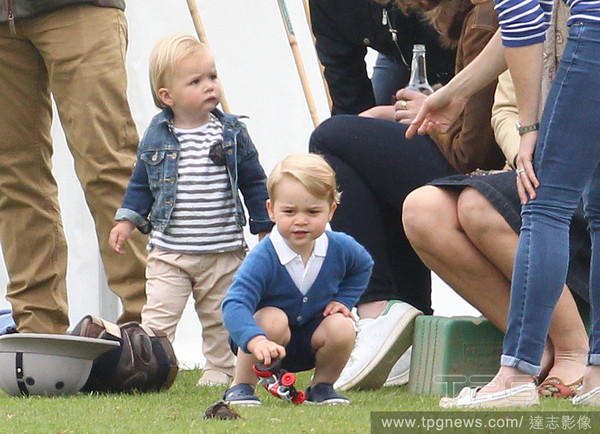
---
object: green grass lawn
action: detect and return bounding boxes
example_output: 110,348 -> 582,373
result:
0,369 -> 595,433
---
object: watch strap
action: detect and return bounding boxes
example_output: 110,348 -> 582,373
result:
516,122 -> 540,136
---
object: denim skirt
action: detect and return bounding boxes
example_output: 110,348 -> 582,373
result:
428,170 -> 590,303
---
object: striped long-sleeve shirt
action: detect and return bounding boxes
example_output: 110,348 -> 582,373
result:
149,115 -> 245,254
495,0 -> 600,47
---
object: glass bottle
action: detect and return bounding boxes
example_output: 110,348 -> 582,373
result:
405,44 -> 434,95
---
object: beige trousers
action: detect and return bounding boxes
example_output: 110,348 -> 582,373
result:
142,247 -> 243,376
0,5 -> 147,333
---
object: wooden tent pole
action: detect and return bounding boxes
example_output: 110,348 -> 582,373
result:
302,0 -> 332,112
186,0 -> 231,113
277,0 -> 320,127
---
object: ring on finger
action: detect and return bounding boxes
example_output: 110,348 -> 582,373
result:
399,99 -> 407,110
516,168 -> 525,176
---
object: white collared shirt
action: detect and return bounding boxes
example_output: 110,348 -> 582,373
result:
269,227 -> 328,295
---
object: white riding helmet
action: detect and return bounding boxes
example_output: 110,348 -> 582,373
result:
0,333 -> 119,396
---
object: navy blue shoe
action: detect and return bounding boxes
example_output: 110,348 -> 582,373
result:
305,383 -> 350,405
223,384 -> 261,406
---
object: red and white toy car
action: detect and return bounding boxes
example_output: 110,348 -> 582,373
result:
253,358 -> 306,404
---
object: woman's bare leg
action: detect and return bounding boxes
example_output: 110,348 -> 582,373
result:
404,185 -> 587,394
458,188 -> 587,387
403,186 -> 512,329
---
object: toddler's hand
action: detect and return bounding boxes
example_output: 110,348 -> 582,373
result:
247,336 -> 286,366
323,301 -> 353,319
109,221 -> 136,254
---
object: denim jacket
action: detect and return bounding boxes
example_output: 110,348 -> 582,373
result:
115,108 -> 273,236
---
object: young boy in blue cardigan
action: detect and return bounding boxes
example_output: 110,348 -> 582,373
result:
222,153 -> 374,406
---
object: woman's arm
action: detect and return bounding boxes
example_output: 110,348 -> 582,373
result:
491,70 -> 521,169
406,30 -> 507,139
504,43 -> 545,203
425,8 -> 502,173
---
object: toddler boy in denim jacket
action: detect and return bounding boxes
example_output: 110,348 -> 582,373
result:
109,34 -> 273,386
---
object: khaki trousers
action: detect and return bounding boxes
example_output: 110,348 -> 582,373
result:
0,5 -> 147,333
142,247 -> 243,376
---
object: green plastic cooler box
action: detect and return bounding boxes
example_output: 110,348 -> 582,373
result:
408,315 -> 504,396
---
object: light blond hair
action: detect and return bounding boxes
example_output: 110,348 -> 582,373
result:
149,34 -> 209,109
267,154 -> 341,205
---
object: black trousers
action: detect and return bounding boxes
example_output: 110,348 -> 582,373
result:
309,116 -> 458,314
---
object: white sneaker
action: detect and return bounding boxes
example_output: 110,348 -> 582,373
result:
334,300 -> 422,391
383,346 -> 411,387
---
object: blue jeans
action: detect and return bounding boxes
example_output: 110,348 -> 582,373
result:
502,21 -> 600,375
372,53 -> 410,106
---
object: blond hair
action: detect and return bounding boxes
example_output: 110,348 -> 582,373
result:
267,154 -> 341,205
149,34 -> 209,109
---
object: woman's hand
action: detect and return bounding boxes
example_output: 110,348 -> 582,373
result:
393,88 -> 427,124
359,105 -> 395,121
515,131 -> 540,204
405,84 -> 468,139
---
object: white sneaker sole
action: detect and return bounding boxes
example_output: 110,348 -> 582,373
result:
383,368 -> 410,387
338,307 -> 421,391
224,399 -> 261,407
305,398 -> 350,406
197,379 -> 230,387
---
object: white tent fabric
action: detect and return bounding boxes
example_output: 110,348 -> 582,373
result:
0,0 -> 477,368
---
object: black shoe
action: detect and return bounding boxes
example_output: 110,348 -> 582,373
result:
223,384 -> 261,406
305,383 -> 350,405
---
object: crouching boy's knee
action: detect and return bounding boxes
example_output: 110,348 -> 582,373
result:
254,306 -> 290,345
312,313 -> 356,352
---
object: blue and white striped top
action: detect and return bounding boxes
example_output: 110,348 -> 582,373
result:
149,115 -> 245,254
495,0 -> 600,46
